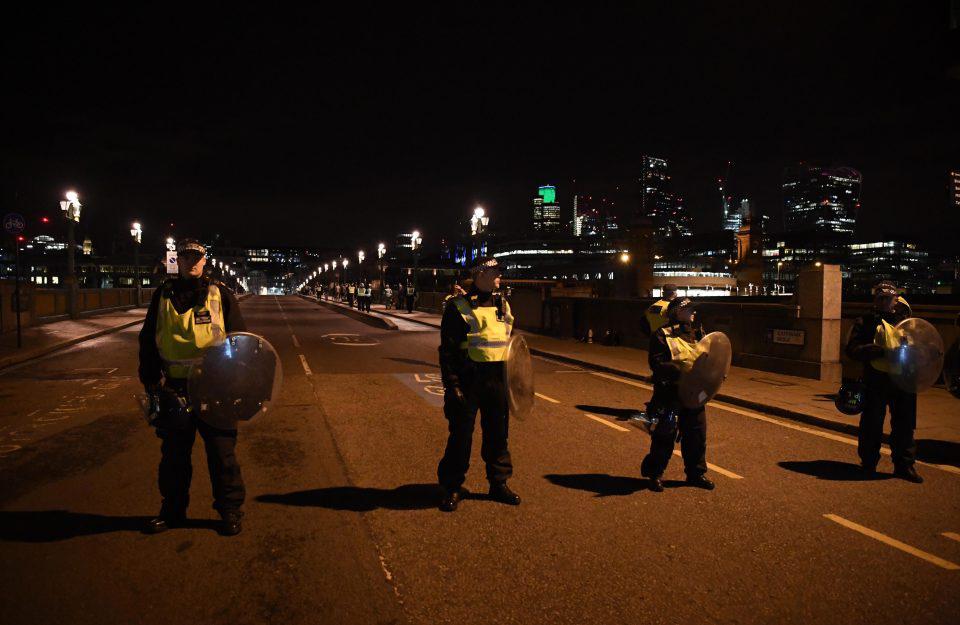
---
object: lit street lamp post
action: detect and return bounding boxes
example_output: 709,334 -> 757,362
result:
377,242 -> 386,301
130,222 -> 142,304
411,230 -> 422,295
60,191 -> 82,319
358,250 -> 365,281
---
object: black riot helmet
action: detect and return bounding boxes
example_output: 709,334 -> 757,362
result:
835,380 -> 866,415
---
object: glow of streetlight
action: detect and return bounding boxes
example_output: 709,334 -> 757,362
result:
619,252 -> 630,264
343,259 -> 349,268
474,206 -> 485,219
358,250 -> 365,263
65,190 -> 79,203
377,242 -> 386,258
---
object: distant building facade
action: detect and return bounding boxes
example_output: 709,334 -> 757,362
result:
639,155 -> 692,238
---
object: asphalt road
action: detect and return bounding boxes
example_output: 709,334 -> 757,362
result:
1,295 -> 958,625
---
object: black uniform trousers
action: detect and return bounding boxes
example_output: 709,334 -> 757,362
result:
640,386 -> 708,479
858,368 -> 917,469
156,382 -> 245,517
437,362 -> 513,491
406,294 -> 415,313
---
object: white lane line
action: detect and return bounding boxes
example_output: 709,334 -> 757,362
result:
589,371 -> 654,391
590,369 -> 960,477
712,403 -> 960,476
584,413 -> 630,432
671,450 -> 744,479
298,354 -> 313,376
535,392 -> 561,403
292,334 -> 300,348
824,514 -> 960,571
943,532 -> 960,543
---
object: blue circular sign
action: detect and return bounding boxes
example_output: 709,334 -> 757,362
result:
3,213 -> 25,235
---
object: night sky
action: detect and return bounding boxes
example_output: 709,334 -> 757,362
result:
3,3 -> 958,253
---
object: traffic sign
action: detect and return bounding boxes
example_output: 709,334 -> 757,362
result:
3,213 -> 25,235
166,251 -> 179,274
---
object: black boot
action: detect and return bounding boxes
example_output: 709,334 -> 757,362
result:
145,511 -> 185,534
439,488 -> 465,512
686,474 -> 716,490
489,482 -> 521,506
861,463 -> 878,478
219,511 -> 243,536
893,465 -> 923,484
648,477 -> 664,492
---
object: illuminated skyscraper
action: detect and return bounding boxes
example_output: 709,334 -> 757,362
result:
950,170 -> 960,209
782,164 -> 861,235
533,184 -> 563,234
639,155 -> 692,238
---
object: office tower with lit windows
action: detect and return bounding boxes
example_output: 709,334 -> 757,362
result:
573,194 -> 619,238
532,184 -> 563,234
782,164 -> 861,235
950,170 -> 960,209
639,155 -> 692,238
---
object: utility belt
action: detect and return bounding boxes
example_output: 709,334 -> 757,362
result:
155,380 -> 195,432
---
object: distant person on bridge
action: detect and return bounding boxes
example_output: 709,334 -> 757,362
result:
640,296 -> 715,493
846,281 -> 922,483
138,238 -> 249,536
437,257 -> 520,512
404,280 -> 416,313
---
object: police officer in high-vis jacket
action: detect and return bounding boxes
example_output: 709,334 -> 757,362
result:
845,281 -> 922,483
640,283 -> 677,339
437,257 -> 520,512
640,297 -> 715,492
138,239 -> 249,535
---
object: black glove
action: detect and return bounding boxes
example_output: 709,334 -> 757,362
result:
444,386 -> 466,407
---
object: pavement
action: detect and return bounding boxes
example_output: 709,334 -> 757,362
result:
0,308 -> 148,371
1,295 -> 958,625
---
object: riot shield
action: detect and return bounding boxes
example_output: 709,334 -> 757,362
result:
886,318 -> 945,394
503,334 -> 534,420
188,332 -> 283,429
677,332 -> 732,409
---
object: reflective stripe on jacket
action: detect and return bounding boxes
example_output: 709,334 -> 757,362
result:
155,284 -> 225,379
645,299 -> 671,335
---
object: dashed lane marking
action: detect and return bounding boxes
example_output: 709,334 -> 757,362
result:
583,413 -> 631,432
589,371 -> 654,391
943,532 -> 960,543
671,450 -> 744,480
292,334 -> 300,348
535,392 -> 560,403
824,514 -> 960,571
298,354 -> 313,376
590,369 -> 960,477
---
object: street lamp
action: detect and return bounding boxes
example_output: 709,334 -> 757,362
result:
619,252 -> 630,264
130,221 -> 143,303
377,243 -> 386,298
411,230 -> 422,294
60,190 -> 82,318
358,250 -> 365,281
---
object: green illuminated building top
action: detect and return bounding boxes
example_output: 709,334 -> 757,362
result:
538,185 -> 556,204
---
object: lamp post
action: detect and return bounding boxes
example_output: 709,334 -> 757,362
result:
60,190 -> 82,318
411,230 -> 422,294
358,249 -> 365,281
130,221 -> 142,304
470,206 -> 489,265
377,242 -> 386,300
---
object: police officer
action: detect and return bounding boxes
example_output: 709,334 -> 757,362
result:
640,297 -> 715,492
405,280 -> 416,313
640,284 -> 677,339
845,281 -> 922,483
437,257 -> 520,511
138,239 -> 249,535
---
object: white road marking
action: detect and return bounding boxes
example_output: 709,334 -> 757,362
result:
584,413 -> 630,432
292,334 -> 300,348
671,450 -> 744,479
414,373 -> 442,383
589,371 -> 654,391
943,532 -> 960,543
824,514 -> 960,571
590,369 -> 960,477
298,354 -> 313,376
535,392 -> 561,403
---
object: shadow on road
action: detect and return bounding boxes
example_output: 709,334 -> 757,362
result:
916,439 -> 960,468
574,405 -> 640,421
384,357 -> 440,368
777,460 -> 893,481
544,473 -> 682,496
256,483 -> 441,511
0,510 -> 219,542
